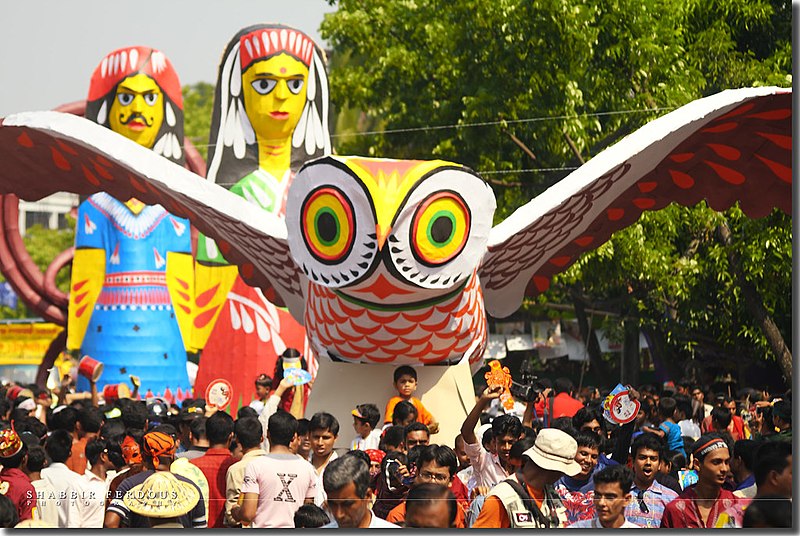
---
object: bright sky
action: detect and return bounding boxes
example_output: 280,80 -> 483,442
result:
0,0 -> 335,116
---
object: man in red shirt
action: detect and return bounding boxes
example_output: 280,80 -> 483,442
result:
190,411 -> 235,528
661,433 -> 745,528
0,428 -> 36,522
701,399 -> 750,440
535,377 -> 584,421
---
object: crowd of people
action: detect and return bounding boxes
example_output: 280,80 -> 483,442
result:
0,359 -> 791,529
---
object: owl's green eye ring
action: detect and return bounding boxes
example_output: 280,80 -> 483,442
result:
411,191 -> 470,267
426,210 -> 456,247
301,186 -> 356,264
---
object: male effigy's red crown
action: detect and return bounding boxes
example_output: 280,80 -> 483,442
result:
87,46 -> 183,109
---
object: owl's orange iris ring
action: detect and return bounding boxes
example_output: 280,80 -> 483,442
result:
301,186 -> 355,264
411,191 -> 470,267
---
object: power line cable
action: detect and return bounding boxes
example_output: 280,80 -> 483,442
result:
185,106 -> 674,148
330,106 -> 675,138
480,166 -> 579,175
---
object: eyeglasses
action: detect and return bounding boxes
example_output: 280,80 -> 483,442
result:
417,471 -> 449,483
637,490 -> 649,513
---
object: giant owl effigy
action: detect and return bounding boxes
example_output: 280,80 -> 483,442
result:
0,87 -> 790,378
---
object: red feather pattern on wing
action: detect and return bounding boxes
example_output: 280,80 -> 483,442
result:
482,92 -> 791,301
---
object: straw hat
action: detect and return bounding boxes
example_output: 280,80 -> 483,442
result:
123,472 -> 199,518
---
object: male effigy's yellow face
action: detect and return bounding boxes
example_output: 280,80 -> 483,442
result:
109,73 -> 164,149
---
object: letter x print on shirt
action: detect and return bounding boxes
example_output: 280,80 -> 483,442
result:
275,473 -> 297,502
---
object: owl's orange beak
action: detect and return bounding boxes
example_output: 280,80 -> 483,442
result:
376,223 -> 391,250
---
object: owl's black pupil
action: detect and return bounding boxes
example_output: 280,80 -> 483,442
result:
317,212 -> 338,242
431,216 -> 453,244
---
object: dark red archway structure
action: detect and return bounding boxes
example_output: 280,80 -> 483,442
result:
0,100 -> 206,386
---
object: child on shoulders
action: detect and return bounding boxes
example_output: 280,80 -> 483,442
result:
384,365 -> 439,434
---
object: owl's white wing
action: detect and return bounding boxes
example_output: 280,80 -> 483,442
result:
480,86 -> 791,318
0,111 -> 307,322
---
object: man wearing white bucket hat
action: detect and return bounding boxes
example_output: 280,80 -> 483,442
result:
472,428 -> 580,528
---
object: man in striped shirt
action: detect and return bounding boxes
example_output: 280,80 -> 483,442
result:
624,433 -> 678,528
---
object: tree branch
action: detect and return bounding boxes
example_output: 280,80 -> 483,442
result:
503,129 -> 538,163
485,177 -> 524,188
715,221 -> 792,381
563,131 -> 585,164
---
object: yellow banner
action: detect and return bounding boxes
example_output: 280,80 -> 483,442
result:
0,323 -> 62,365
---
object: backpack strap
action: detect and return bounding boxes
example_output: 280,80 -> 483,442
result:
501,473 -> 550,528
543,484 -> 565,527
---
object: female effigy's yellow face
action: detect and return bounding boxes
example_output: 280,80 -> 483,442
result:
109,74 -> 164,149
242,53 -> 308,141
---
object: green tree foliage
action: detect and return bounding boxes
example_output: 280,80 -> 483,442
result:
0,221 -> 75,319
183,82 -> 215,161
322,0 -> 791,381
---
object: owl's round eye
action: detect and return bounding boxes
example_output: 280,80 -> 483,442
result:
411,191 -> 470,266
301,187 -> 355,264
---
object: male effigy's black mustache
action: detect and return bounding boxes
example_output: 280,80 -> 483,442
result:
120,113 -> 153,126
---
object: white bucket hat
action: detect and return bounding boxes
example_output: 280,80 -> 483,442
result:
522,428 -> 581,477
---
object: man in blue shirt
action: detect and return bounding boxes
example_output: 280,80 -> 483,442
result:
643,397 -> 686,459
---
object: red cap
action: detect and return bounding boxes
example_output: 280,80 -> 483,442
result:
365,449 -> 386,465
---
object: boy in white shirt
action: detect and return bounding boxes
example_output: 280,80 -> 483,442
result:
350,404 -> 382,451
80,438 -> 114,528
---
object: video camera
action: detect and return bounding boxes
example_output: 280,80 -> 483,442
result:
509,358 -> 542,403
